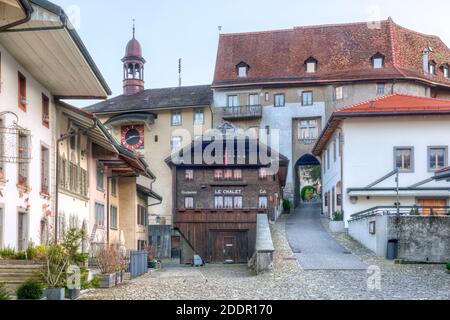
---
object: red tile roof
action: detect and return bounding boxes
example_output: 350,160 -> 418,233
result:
312,94 -> 450,156
213,18 -> 450,88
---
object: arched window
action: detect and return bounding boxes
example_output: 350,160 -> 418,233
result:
371,52 -> 385,69
304,57 -> 318,73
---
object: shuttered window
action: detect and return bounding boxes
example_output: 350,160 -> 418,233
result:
42,94 -> 50,128
137,205 -> 147,226
41,146 -> 49,194
95,203 -> 105,227
18,133 -> 29,187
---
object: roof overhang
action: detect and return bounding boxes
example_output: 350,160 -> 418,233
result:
103,112 -> 155,127
0,0 -> 111,98
137,184 -> 163,202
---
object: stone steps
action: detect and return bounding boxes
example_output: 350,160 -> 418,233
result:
0,262 -> 43,295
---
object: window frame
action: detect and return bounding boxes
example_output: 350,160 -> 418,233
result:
394,146 -> 414,172
41,94 -> 50,128
18,72 -> 27,111
18,133 -> 30,187
298,119 -> 318,141
184,196 -> 194,209
334,86 -> 344,100
96,162 -> 105,191
110,205 -> 118,230
171,136 -> 183,152
185,169 -> 194,181
171,111 -> 182,126
248,93 -> 259,106
227,95 -> 239,108
40,145 -> 50,195
301,91 -> 313,106
274,94 -> 285,107
193,108 -> 205,125
258,196 -> 268,209
427,146 -> 448,172
376,83 -> 386,95
429,61 -> 437,75
111,177 -> 117,197
94,202 -> 105,228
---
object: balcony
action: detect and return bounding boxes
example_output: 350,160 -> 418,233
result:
219,105 -> 262,120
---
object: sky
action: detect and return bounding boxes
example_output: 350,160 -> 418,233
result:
54,0 -> 450,107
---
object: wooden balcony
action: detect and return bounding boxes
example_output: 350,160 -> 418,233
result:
219,105 -> 263,120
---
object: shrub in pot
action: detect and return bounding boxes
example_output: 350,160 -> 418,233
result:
16,279 -> 44,300
282,199 -> 292,214
95,246 -> 123,288
40,244 -> 69,300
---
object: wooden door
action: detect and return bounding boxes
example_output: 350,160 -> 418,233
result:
18,212 -> 28,251
418,199 -> 447,216
223,236 -> 236,264
171,236 -> 181,259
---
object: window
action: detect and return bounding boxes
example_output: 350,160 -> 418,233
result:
249,94 -> 259,106
214,196 -> 224,209
444,66 -> 450,79
41,146 -> 49,194
305,57 -> 317,73
95,203 -> 105,227
395,147 -> 413,171
18,72 -> 26,111
428,147 -> 447,171
301,91 -> 313,106
185,170 -> 194,181
372,57 -> 384,69
224,196 -> 233,209
184,197 -> 194,209
333,137 -> 337,163
171,136 -> 182,152
274,94 -> 285,107
233,169 -> 242,180
137,205 -> 147,226
214,169 -> 224,180
234,196 -> 243,209
42,94 -> 50,128
265,92 -> 270,102
335,86 -> 343,100
227,95 -> 239,108
259,196 -> 268,209
377,83 -> 385,95
0,118 -> 4,180
326,149 -> 330,170
0,207 -> 3,247
138,240 -> 147,251
238,66 -> 247,77
259,168 -> 268,180
324,193 -> 328,207
18,133 -> 29,187
96,162 -> 104,190
429,61 -> 437,75
299,120 -> 318,140
110,205 -> 118,229
171,111 -> 182,126
194,109 -> 204,125
224,169 -> 233,180
323,154 -> 326,174
111,178 -> 117,196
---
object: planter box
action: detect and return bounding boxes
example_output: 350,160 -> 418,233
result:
330,221 -> 346,233
99,273 -> 116,288
67,288 -> 80,300
45,288 -> 65,300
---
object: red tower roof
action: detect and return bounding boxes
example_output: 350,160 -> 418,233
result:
124,37 -> 143,59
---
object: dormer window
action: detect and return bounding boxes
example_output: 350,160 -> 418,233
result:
371,53 -> 385,69
441,64 -> 450,79
305,57 -> 317,73
236,61 -> 250,78
429,60 -> 437,75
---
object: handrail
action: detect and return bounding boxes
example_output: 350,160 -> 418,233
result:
350,205 -> 450,221
220,105 -> 263,118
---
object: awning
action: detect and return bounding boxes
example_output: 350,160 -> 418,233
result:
0,0 -> 111,98
137,184 -> 163,202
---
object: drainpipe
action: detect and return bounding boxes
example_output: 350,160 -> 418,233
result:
0,0 -> 33,32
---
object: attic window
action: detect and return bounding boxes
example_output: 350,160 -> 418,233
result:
305,57 -> 317,73
371,53 -> 385,69
429,60 -> 437,75
236,62 -> 250,78
441,64 -> 450,79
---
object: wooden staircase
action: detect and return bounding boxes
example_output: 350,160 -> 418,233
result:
0,261 -> 43,297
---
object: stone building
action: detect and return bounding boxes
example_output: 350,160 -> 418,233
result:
212,18 -> 450,206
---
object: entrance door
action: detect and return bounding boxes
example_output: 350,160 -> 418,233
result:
171,236 -> 181,259
223,236 -> 236,264
418,199 -> 447,216
18,211 -> 28,251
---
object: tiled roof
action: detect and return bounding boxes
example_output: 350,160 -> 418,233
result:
312,94 -> 450,156
84,85 -> 213,114
213,18 -> 450,88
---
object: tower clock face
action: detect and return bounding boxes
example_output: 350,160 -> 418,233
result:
121,125 -> 145,150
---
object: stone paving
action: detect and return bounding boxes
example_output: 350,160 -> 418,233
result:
82,215 -> 450,300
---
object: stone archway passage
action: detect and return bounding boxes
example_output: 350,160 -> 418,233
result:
294,154 -> 321,207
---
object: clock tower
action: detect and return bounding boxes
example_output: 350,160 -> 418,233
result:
122,22 -> 146,95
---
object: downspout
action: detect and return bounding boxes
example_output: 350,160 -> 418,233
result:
0,0 -> 33,32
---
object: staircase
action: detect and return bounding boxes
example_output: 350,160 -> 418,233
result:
0,261 -> 43,297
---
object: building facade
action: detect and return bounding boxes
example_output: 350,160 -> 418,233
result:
212,18 -> 450,206
313,94 -> 450,225
167,137 -> 288,264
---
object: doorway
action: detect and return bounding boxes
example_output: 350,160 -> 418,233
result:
294,154 -> 321,207
171,236 -> 181,259
209,231 -> 248,264
223,236 -> 236,264
18,211 -> 28,251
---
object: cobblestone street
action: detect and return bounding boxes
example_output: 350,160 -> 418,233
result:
82,215 -> 450,300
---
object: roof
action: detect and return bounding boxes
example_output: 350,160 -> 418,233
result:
84,85 -> 213,114
213,18 -> 450,89
313,94 -> 450,156
0,0 -> 111,98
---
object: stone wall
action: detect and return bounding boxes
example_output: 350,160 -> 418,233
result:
388,216 -> 450,263
249,214 -> 274,274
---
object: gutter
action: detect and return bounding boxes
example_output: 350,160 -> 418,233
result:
0,0 -> 33,32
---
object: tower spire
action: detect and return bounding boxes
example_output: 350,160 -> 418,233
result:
132,19 -> 135,38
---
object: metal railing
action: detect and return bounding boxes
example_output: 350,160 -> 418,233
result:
350,206 -> 450,221
219,105 -> 263,119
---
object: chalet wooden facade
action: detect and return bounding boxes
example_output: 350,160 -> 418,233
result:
167,137 -> 288,264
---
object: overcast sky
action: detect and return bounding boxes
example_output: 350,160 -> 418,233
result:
55,0 -> 450,107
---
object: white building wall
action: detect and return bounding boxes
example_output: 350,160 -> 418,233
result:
0,42 -> 55,249
342,116 -> 450,225
321,131 -> 342,217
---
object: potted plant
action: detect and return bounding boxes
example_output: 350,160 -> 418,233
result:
282,199 -> 292,214
40,245 -> 69,300
16,279 -> 44,300
61,229 -> 87,300
95,246 -> 120,288
329,211 -> 346,233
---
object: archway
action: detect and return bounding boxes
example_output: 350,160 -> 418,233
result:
294,154 -> 321,207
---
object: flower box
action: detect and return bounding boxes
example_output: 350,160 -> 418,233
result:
99,273 -> 116,288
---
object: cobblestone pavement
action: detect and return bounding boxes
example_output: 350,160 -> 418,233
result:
82,215 -> 450,300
